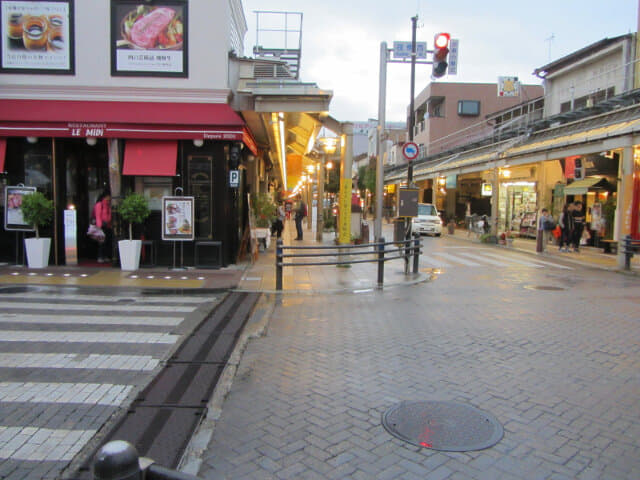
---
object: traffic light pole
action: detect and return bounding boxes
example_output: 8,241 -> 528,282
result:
375,16 -> 449,253
404,16 -> 418,274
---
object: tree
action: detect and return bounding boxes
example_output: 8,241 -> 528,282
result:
118,193 -> 150,240
20,191 -> 54,239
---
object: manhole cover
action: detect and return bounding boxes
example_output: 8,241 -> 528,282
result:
381,401 -> 503,451
525,285 -> 565,291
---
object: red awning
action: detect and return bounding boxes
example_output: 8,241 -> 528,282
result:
0,99 -> 258,155
0,138 -> 5,173
123,140 -> 178,176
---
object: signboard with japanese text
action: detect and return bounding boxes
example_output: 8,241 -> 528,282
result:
0,0 -> 75,74
111,0 -> 187,77
4,185 -> 36,231
161,196 -> 194,241
448,39 -> 459,75
392,41 -> 427,59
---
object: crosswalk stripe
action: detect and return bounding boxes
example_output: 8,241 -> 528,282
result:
480,251 -> 573,270
0,427 -> 96,461
0,293 -> 213,304
0,382 -> 132,405
420,255 -> 451,267
0,331 -> 178,344
0,353 -> 159,371
453,251 -> 515,267
0,314 -> 183,326
0,302 -> 196,313
432,252 -> 482,266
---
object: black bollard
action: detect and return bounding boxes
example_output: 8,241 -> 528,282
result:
93,440 -> 141,480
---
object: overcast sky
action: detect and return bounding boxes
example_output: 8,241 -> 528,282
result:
241,0 -> 638,123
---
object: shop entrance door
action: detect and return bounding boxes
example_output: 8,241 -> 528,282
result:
58,139 -> 109,263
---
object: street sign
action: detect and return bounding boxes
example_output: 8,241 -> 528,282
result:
229,170 -> 240,188
402,142 -> 419,161
448,39 -> 459,75
393,41 -> 427,59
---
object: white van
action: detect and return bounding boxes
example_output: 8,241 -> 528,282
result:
412,203 -> 443,236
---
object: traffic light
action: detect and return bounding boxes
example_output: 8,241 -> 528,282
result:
574,157 -> 584,180
432,33 -> 450,78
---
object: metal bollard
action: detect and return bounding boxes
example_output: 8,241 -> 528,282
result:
412,233 -> 420,274
93,440 -> 141,480
276,239 -> 283,291
377,237 -> 385,287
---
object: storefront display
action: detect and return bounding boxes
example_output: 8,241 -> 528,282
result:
499,181 -> 537,237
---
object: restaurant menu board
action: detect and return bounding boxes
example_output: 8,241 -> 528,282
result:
4,186 -> 36,231
111,0 -> 187,77
0,0 -> 74,74
161,196 -> 194,241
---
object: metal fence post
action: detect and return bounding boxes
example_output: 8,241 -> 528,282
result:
624,235 -> 632,270
276,239 -> 283,291
413,232 -> 420,274
377,237 -> 385,287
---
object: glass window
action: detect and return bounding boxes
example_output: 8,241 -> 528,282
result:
458,100 -> 480,116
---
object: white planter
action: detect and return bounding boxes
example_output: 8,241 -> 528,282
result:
24,237 -> 51,268
118,239 -> 142,271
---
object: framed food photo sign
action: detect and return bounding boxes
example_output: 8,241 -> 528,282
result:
110,0 -> 187,77
161,196 -> 194,241
4,186 -> 36,231
0,0 -> 75,74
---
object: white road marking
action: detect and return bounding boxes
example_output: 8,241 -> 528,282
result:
432,252 -> 482,266
0,382 -> 132,406
0,426 -> 96,461
0,313 -> 183,326
0,331 -> 178,344
0,302 -> 196,313
0,353 -> 159,371
0,293 -> 213,304
420,255 -> 452,267
481,251 -> 573,270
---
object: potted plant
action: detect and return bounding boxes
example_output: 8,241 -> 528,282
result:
21,191 -> 54,268
117,193 -> 150,271
250,193 -> 276,250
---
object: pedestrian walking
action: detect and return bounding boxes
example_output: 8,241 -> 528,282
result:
294,195 -> 306,240
571,201 -> 586,252
537,208 -> 554,252
92,190 -> 112,263
272,204 -> 285,238
558,203 -> 574,252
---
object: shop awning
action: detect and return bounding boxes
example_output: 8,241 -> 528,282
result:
123,140 -> 178,176
563,177 -> 609,195
0,138 -> 6,173
0,99 -> 258,155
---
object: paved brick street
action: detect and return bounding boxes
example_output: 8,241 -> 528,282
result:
198,244 -> 640,479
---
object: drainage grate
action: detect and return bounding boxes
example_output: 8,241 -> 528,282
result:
382,401 -> 503,451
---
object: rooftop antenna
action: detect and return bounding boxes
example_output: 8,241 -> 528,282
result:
545,33 -> 555,62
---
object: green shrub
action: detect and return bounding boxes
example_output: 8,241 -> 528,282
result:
20,191 -> 54,238
118,193 -> 150,240
251,193 -> 276,228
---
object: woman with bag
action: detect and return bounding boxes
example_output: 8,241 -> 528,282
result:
92,190 -> 112,263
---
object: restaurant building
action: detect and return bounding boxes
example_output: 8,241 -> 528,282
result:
0,1 -> 332,267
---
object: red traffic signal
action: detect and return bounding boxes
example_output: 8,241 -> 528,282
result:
432,33 -> 450,78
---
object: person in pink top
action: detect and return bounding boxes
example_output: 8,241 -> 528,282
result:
93,190 -> 112,263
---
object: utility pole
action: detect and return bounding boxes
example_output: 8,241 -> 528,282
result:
407,15 -> 417,185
